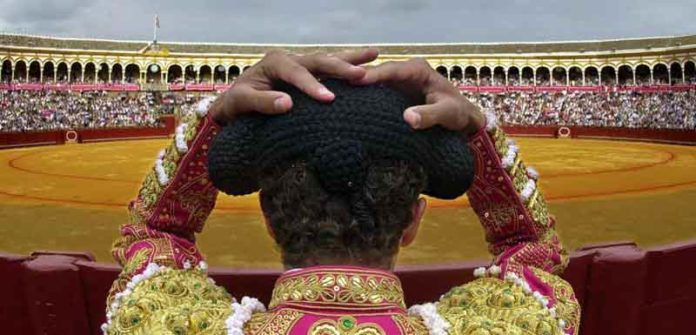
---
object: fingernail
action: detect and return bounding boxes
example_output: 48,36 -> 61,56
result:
405,109 -> 421,128
274,97 -> 286,111
318,87 -> 334,99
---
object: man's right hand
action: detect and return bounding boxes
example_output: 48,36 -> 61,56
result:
209,48 -> 379,124
355,58 -> 485,135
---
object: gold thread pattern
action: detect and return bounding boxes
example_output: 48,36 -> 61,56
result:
438,277 -> 567,335
270,270 -> 406,310
107,267 -> 233,335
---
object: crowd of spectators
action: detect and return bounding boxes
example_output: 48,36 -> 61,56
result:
468,91 -> 696,129
0,89 -> 694,133
0,91 -> 162,132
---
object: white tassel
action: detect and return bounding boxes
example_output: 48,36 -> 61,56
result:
484,109 -> 498,131
408,303 -> 450,335
175,123 -> 189,153
197,96 -> 217,117
520,179 -> 536,201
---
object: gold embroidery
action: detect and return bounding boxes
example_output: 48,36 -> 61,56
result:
309,318 -> 386,335
530,268 -> 581,335
129,112 -> 206,224
392,314 -> 428,334
438,277 -> 567,335
270,269 -> 406,310
245,309 -> 303,335
107,267 -> 233,335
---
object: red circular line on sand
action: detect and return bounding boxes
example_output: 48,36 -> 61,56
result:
2,145 -> 693,210
5,145 -> 678,184
543,150 -> 675,178
8,150 -> 141,184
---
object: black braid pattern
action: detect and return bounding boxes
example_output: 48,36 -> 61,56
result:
208,79 -> 475,200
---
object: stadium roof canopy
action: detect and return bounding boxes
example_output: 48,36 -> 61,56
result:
1,33 -> 695,55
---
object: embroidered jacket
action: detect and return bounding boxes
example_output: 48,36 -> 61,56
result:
103,103 -> 580,335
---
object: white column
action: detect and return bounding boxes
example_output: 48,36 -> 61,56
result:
39,66 -> 44,83
650,70 -> 654,84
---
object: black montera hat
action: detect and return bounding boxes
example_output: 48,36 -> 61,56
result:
208,79 -> 474,199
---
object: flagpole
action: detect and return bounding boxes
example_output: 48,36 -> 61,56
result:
153,14 -> 159,45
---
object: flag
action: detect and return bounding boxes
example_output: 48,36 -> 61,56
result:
155,15 -> 160,29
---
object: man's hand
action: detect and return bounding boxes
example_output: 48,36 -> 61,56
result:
355,58 -> 485,134
209,48 -> 379,123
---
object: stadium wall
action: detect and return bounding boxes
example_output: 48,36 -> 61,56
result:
0,116 -> 176,149
1,240 -> 695,335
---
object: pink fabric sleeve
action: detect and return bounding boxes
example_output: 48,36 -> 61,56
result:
107,106 -> 221,303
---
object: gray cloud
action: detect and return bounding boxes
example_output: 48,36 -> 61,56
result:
0,0 -> 694,43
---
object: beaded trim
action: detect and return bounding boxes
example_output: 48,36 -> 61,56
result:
225,297 -> 267,335
482,110 -> 548,227
407,303 -> 450,335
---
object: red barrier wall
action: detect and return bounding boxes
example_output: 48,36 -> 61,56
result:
0,116 -> 176,149
502,126 -> 696,144
2,241 -> 696,335
2,122 -> 694,150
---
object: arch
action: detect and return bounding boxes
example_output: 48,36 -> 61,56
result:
56,62 -> 69,82
14,60 -> 27,82
435,65 -> 448,78
669,62 -> 683,84
84,62 -> 97,83
184,65 -> 197,83
584,66 -> 599,85
652,63 -> 668,85
551,66 -> 567,85
493,66 -> 505,85
617,65 -> 633,85
167,64 -> 183,83
479,66 -> 492,85
600,66 -> 616,85
146,64 -> 162,83
243,65 -> 251,72
464,66 -> 477,85
213,65 -> 226,83
508,66 -> 520,86
685,61 -> 696,83
568,66 -> 583,86
449,65 -> 463,82
536,67 -> 550,86
521,66 -> 534,85
199,65 -> 212,83
28,60 -> 41,83
1,60 -> 12,82
635,64 -> 650,85
124,64 -> 140,83
97,63 -> 109,83
111,63 -> 123,83
228,65 -> 241,83
43,61 -> 55,83
70,62 -> 83,82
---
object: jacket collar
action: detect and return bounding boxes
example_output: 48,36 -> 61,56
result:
269,265 -> 407,313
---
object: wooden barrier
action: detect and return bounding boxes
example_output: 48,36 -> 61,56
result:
2,240 -> 696,334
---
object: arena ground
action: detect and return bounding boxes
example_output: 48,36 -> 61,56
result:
0,137 -> 695,268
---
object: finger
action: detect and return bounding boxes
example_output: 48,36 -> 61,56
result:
270,57 -> 335,102
403,98 -> 457,130
302,55 -> 367,81
331,48 -> 379,65
229,85 -> 293,115
354,61 -> 411,85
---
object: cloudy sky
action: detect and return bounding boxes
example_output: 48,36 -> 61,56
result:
0,0 -> 694,44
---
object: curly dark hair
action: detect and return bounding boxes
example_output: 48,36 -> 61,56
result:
259,160 -> 427,269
